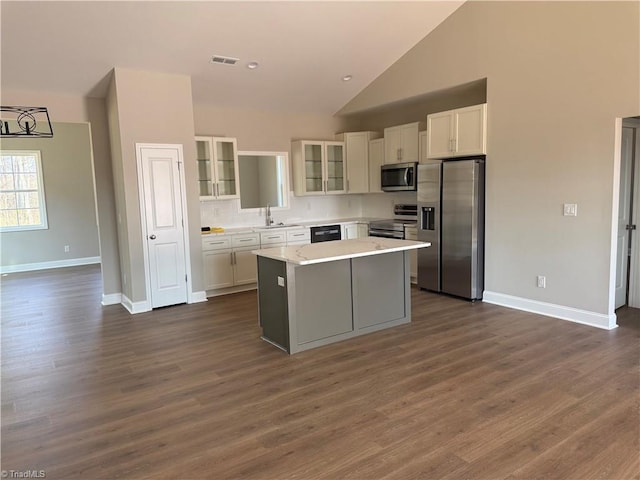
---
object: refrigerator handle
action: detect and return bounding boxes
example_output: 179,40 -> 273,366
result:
421,206 -> 435,231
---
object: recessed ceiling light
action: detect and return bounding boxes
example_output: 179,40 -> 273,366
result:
247,61 -> 259,70
342,75 -> 353,82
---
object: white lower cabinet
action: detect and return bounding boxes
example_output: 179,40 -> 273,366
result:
204,249 -> 234,290
343,222 -> 369,239
230,234 -> 259,286
260,231 -> 287,247
286,228 -> 311,245
203,233 -> 259,295
233,248 -> 258,285
404,225 -> 418,284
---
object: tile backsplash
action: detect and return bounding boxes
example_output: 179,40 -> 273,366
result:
199,191 -> 416,228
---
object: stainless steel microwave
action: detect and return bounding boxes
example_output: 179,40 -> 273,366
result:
381,162 -> 418,191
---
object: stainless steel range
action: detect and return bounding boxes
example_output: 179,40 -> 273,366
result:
369,204 -> 417,239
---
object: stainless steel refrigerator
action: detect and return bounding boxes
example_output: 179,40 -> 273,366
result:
417,158 -> 485,300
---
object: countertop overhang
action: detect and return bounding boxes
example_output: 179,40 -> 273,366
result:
252,237 -> 430,266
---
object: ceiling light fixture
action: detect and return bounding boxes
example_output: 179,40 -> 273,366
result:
342,75 -> 353,82
247,61 -> 259,70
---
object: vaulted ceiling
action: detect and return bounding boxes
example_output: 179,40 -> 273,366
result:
1,1 -> 464,114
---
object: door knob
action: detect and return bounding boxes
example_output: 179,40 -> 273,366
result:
149,234 -> 157,240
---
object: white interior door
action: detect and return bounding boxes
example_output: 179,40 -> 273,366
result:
629,126 -> 640,308
139,145 -> 187,308
615,127 -> 634,308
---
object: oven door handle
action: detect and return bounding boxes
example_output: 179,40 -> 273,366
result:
368,229 -> 404,239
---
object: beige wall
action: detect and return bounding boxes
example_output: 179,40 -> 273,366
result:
194,104 -> 345,152
0,123 -> 100,267
341,1 -> 640,316
0,90 -> 121,297
193,105 -> 346,200
107,68 -> 201,303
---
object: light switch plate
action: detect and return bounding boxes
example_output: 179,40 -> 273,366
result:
277,276 -> 285,287
563,203 -> 578,216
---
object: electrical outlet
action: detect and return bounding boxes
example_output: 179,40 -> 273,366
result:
537,275 -> 546,288
64,245 -> 70,253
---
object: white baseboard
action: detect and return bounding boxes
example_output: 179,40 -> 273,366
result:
120,291 -> 206,313
189,291 -> 208,303
206,284 -> 257,298
102,293 -> 122,306
0,256 -> 101,274
121,294 -> 151,314
483,291 -> 617,330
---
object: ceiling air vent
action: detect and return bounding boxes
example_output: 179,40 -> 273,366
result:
210,55 -> 239,66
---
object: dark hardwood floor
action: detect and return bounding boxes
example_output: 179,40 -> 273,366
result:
1,265 -> 638,480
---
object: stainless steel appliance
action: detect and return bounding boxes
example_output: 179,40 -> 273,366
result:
381,162 -> 418,192
310,224 -> 341,243
369,204 -> 417,239
417,158 -> 485,300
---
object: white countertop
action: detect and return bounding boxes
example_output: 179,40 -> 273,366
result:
201,217 -> 385,237
252,237 -> 430,266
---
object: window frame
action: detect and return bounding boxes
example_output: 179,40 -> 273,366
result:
0,150 -> 49,232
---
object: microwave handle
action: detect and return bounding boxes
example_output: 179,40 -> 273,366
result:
405,167 -> 414,186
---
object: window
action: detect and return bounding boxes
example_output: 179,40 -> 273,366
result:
0,151 -> 48,231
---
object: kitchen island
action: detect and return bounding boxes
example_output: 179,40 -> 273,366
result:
252,237 -> 430,354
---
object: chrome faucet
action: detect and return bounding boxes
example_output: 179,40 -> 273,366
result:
265,204 -> 273,226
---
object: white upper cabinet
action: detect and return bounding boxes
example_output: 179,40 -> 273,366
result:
384,122 -> 421,164
368,138 -> 384,193
292,140 -> 345,196
426,104 -> 487,159
335,131 -> 382,194
196,136 -> 240,200
419,130 -> 428,163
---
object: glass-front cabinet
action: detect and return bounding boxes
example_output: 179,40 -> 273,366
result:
292,140 -> 345,196
303,143 -> 323,194
195,136 -> 240,200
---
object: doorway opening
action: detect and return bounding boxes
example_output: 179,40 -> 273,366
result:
614,117 -> 640,314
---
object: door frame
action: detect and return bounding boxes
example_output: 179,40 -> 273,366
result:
609,118 -> 640,320
136,143 -> 194,310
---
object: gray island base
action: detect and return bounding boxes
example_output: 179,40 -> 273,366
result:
253,238 -> 430,354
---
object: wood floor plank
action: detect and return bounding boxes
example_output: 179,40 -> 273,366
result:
1,265 -> 638,479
